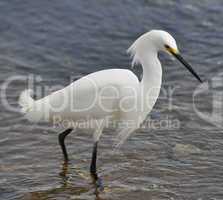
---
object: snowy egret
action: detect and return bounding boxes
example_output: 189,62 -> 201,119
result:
19,30 -> 202,178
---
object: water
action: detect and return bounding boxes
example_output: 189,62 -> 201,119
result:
1,0 -> 223,199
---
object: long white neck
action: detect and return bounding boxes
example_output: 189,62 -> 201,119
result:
140,51 -> 162,88
139,50 -> 162,113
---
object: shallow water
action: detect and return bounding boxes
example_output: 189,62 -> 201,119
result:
1,0 -> 223,199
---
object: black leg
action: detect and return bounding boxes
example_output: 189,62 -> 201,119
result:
90,141 -> 104,190
90,141 -> 98,175
58,128 -> 73,162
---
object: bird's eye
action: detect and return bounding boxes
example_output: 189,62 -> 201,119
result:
164,44 -> 170,49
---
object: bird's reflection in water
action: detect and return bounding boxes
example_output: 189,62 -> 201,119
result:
23,161 -> 106,200
60,161 -> 104,193
91,172 -> 105,194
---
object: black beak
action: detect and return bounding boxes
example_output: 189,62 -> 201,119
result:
172,52 -> 203,83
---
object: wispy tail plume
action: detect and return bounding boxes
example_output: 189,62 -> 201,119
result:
19,89 -> 43,122
19,89 -> 34,113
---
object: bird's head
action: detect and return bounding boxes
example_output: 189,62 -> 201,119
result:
149,30 -> 178,54
128,30 -> 203,83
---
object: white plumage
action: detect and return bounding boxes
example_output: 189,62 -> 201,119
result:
19,30 -> 202,158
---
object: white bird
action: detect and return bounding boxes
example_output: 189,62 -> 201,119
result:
19,30 -> 202,179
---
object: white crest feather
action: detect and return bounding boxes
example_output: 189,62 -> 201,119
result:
127,40 -> 140,67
